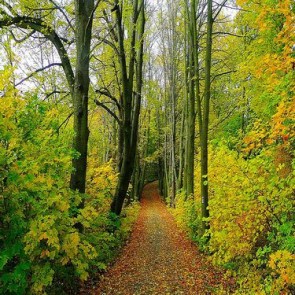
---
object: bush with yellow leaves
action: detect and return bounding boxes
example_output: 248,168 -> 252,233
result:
171,140 -> 294,294
0,93 -> 139,294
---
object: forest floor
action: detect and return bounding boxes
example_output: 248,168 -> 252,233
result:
82,182 -> 234,295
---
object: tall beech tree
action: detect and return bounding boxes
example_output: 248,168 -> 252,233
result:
110,0 -> 146,215
70,1 -> 95,194
183,0 -> 200,198
200,0 -> 213,232
184,0 -> 226,233
0,1 -> 97,195
156,0 -> 183,206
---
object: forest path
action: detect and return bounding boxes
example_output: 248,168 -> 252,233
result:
90,182 -> 232,295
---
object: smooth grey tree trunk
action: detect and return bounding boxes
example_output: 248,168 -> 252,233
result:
111,0 -> 145,215
184,0 -> 197,198
201,0 -> 213,233
70,0 -> 94,194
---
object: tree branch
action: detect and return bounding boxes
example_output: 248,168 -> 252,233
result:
86,0 -> 102,32
213,0 -> 228,21
49,0 -> 75,32
57,111 -> 74,134
211,70 -> 236,83
0,14 -> 75,93
96,35 -> 119,55
0,0 -> 17,16
103,9 -> 118,43
9,29 -> 36,43
208,106 -> 238,133
213,31 -> 244,37
95,87 -> 121,110
43,90 -> 68,100
213,1 -> 251,12
94,99 -> 121,124
15,63 -> 62,86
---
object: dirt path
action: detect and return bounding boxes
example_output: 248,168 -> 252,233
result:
91,182 -> 232,294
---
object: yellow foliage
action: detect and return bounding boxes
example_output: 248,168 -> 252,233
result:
268,250 -> 295,292
118,202 -> 141,240
87,157 -> 117,199
31,264 -> 54,294
77,205 -> 99,228
270,99 -> 295,148
204,147 -> 268,264
62,232 -> 80,259
24,216 -> 61,260
172,141 -> 294,294
242,120 -> 269,155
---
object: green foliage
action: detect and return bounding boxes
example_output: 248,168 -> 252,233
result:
170,191 -> 210,250
0,94 -> 140,294
172,142 -> 294,294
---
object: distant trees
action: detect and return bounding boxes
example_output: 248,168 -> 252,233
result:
156,0 -> 183,207
93,0 -> 146,215
154,0 -> 227,233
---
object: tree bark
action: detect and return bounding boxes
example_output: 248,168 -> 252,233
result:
111,0 -> 145,215
117,123 -> 124,171
201,0 -> 213,233
70,0 -> 94,194
184,0 -> 197,198
177,98 -> 186,190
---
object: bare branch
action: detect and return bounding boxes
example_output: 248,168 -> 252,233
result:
15,63 -> 62,87
43,90 -> 68,100
94,98 -> 121,124
0,15 -> 75,93
103,9 -> 118,42
94,35 -> 119,55
0,0 -> 17,16
213,1 -> 251,12
211,70 -> 236,83
96,87 -> 121,110
86,0 -> 102,31
208,106 -> 238,133
10,29 -> 36,43
213,0 -> 228,21
49,0 -> 75,33
57,111 -> 74,133
213,31 -> 244,37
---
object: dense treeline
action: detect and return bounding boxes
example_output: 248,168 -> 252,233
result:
153,0 -> 294,293
0,0 -> 145,293
0,0 -> 294,294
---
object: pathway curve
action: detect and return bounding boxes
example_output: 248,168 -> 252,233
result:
90,182 -> 233,294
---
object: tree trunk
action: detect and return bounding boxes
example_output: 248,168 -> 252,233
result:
171,86 -> 177,206
138,111 -> 151,198
70,1 -> 94,194
201,0 -> 213,234
117,123 -> 124,171
111,157 -> 133,214
184,0 -> 197,198
177,99 -> 186,190
157,110 -> 165,196
111,0 -> 145,215
131,152 -> 141,202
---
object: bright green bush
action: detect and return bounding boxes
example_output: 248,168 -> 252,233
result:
0,95 -> 140,294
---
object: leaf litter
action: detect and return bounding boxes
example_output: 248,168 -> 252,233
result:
83,182 -> 234,295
